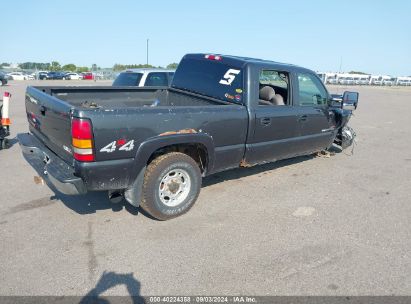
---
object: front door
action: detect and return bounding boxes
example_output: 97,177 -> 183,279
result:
294,72 -> 335,154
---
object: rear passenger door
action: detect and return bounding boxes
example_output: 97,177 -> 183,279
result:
294,72 -> 335,153
245,70 -> 302,165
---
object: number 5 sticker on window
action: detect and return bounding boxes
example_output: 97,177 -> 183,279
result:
219,69 -> 240,85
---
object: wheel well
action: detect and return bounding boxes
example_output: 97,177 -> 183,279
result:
147,143 -> 208,174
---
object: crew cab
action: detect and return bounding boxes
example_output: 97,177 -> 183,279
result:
18,53 -> 358,220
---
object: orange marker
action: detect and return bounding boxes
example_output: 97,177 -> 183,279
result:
1,92 -> 11,126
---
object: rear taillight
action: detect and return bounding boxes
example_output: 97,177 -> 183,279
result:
71,118 -> 95,162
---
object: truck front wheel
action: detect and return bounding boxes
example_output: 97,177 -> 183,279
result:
140,152 -> 202,220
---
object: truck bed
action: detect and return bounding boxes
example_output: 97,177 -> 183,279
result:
25,86 -> 249,175
34,86 -> 226,108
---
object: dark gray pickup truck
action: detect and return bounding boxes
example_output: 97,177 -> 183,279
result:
18,53 -> 358,220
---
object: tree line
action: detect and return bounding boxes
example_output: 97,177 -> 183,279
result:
1,61 -> 179,72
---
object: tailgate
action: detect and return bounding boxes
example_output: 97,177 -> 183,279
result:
25,86 -> 74,164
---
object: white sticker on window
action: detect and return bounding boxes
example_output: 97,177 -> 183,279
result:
219,69 -> 240,85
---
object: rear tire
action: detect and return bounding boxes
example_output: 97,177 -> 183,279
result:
140,152 -> 202,220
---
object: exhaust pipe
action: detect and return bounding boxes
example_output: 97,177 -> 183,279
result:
108,190 -> 124,204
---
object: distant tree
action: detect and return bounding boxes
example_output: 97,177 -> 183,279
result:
62,64 -> 77,72
0,62 -> 10,68
50,61 -> 61,71
112,63 -> 155,71
91,64 -> 98,71
18,62 -> 51,70
348,71 -> 368,75
166,63 -> 178,69
77,66 -> 89,73
19,62 -> 34,69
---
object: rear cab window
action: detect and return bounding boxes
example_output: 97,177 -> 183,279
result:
144,72 -> 168,86
171,55 -> 244,103
113,72 -> 143,86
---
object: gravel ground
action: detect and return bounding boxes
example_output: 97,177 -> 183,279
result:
0,80 -> 410,297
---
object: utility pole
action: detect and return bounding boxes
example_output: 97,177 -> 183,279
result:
146,39 -> 149,66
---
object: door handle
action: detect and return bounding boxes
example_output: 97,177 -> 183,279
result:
260,117 -> 272,126
39,106 -> 46,115
298,115 -> 308,122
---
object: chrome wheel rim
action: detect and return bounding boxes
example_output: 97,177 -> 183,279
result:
158,169 -> 191,207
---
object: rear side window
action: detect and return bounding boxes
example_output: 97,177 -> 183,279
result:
297,73 -> 328,106
171,58 -> 243,103
113,72 -> 143,86
144,72 -> 168,86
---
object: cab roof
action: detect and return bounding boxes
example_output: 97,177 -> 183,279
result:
183,53 -> 312,73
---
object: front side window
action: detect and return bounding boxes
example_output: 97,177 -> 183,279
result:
297,73 -> 328,106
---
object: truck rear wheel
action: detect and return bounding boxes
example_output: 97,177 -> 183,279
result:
140,152 -> 202,220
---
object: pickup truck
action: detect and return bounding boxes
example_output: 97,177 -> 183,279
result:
18,53 -> 358,220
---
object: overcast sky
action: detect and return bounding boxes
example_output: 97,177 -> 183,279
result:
2,0 -> 410,75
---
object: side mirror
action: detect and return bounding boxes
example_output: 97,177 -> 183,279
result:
342,91 -> 359,110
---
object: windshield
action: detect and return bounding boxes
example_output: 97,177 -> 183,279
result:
113,72 -> 143,86
171,57 -> 244,103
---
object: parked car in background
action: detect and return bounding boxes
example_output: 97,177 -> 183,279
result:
7,72 -> 28,80
25,73 -> 35,80
45,71 -> 66,80
396,78 -> 411,86
346,77 -> 354,85
382,78 -> 395,86
359,77 -> 370,85
338,77 -> 347,85
327,77 -> 338,85
112,69 -> 175,87
64,72 -> 83,80
81,72 -> 94,80
38,71 -> 49,80
0,72 -> 8,86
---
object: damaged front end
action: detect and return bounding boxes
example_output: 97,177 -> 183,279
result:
335,125 -> 356,150
330,91 -> 359,150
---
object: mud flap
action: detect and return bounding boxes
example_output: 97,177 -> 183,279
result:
124,166 -> 146,207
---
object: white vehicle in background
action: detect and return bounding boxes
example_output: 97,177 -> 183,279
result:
7,72 -> 28,80
64,73 -> 83,80
327,77 -> 338,84
25,73 -> 35,80
112,68 -> 175,87
396,77 -> 411,86
339,76 -> 354,85
346,77 -> 355,85
359,76 -> 370,85
382,76 -> 395,86
353,77 -> 361,85
338,77 -> 348,85
371,76 -> 383,85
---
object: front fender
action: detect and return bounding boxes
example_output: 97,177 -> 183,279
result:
332,107 -> 353,129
